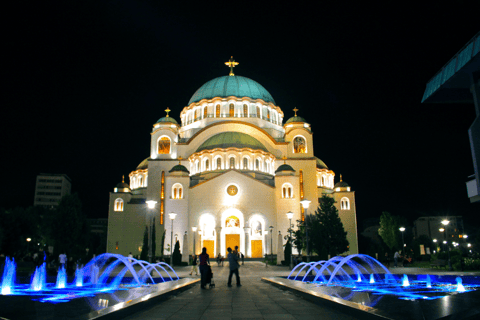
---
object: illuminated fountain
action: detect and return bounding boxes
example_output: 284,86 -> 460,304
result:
1,257 -> 16,295
286,254 -> 479,302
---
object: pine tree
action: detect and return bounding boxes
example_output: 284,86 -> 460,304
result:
172,240 -> 182,265
140,226 -> 149,261
311,195 -> 349,257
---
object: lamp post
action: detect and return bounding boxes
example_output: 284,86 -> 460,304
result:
286,211 -> 294,270
269,226 -> 274,264
146,200 -> 157,262
399,227 -> 405,252
300,199 -> 311,262
192,227 -> 197,258
169,213 -> 177,265
441,219 -> 452,271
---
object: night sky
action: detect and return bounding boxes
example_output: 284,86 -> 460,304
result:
2,2 -> 479,233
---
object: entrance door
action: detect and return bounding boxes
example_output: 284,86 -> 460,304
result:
203,240 -> 215,257
251,240 -> 263,258
225,234 -> 240,252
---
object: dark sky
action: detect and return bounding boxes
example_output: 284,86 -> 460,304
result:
2,1 -> 479,233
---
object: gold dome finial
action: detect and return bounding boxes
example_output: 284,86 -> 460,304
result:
293,107 -> 298,116
225,56 -> 239,76
282,156 -> 287,164
178,156 -> 182,164
165,107 -> 171,117
340,174 -> 343,182
122,175 -> 124,183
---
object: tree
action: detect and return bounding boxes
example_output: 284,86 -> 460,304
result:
140,226 -> 149,261
378,211 -> 400,251
284,240 -> 292,264
51,193 -> 88,258
311,195 -> 349,257
172,240 -> 182,265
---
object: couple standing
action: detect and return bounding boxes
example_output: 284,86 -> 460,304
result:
198,246 -> 241,288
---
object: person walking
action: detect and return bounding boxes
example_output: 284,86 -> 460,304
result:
227,247 -> 241,287
190,254 -> 198,276
199,248 -> 210,289
394,251 -> 401,267
59,252 -> 67,269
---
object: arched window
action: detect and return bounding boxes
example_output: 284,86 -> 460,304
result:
114,198 -> 124,211
138,175 -> 143,187
158,136 -> 171,154
195,161 -> 199,173
243,104 -> 248,117
243,157 -> 248,169
205,159 -> 210,170
229,104 -> 234,117
230,157 -> 235,169
255,159 -> 260,170
203,107 -> 208,118
293,136 -> 306,153
267,109 -> 270,120
321,176 -> 325,186
256,106 -> 260,118
282,184 -> 293,199
216,105 -> 220,117
216,157 -> 222,170
341,197 -> 350,210
195,108 -> 200,120
172,183 -> 183,199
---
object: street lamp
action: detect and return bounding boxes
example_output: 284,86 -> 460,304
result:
286,211 -> 294,269
269,226 -> 274,264
169,213 -> 177,265
192,226 -> 197,257
300,199 -> 311,262
441,219 -> 452,271
146,200 -> 157,262
399,227 -> 405,251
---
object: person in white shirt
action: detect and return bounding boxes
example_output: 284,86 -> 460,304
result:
59,253 -> 67,269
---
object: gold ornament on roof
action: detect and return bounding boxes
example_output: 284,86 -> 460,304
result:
178,156 -> 182,164
293,107 -> 299,116
122,175 -> 124,183
282,156 -> 287,164
165,107 -> 171,117
225,56 -> 239,76
340,174 -> 343,181
227,185 -> 238,196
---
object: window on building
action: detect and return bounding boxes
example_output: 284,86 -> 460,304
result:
282,184 -> 293,199
293,136 -> 306,153
158,136 -> 171,154
255,159 -> 259,170
216,105 -> 220,117
229,104 -> 234,117
341,197 -> 350,210
205,159 -> 210,170
203,107 -> 207,118
256,106 -> 260,118
114,198 -> 124,211
196,161 -> 199,172
195,108 -> 200,120
267,109 -> 270,120
243,157 -> 248,169
243,104 -> 248,117
138,176 -> 143,187
230,157 -> 235,169
216,157 -> 222,170
172,183 -> 183,199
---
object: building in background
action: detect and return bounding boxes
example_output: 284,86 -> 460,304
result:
34,173 -> 72,209
413,216 -> 465,244
422,31 -> 480,203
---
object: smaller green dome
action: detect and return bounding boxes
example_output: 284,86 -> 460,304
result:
169,164 -> 189,174
137,158 -> 149,170
196,132 -> 268,153
275,164 -> 295,173
334,181 -> 350,188
285,116 -> 306,124
157,116 -> 178,124
116,182 -> 130,189
315,157 -> 329,169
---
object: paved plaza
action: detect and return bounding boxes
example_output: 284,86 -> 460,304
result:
123,261 -> 359,320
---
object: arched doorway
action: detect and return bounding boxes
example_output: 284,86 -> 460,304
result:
249,215 -> 266,258
199,214 -> 216,256
220,208 -> 244,256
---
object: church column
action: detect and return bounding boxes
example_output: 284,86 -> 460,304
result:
215,227 -> 222,257
244,227 -> 251,258
265,229 -> 270,255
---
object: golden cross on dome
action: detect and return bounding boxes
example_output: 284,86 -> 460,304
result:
165,107 -> 171,117
225,56 -> 239,76
282,156 -> 287,164
340,174 -> 343,181
293,107 -> 299,116
122,175 -> 124,183
178,156 -> 182,164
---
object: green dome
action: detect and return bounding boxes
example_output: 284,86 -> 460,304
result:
157,116 -> 178,124
334,181 -> 350,188
196,132 -> 268,153
169,164 -> 189,174
275,164 -> 295,173
116,182 -> 130,189
285,116 -> 306,124
315,157 -> 328,169
137,158 -> 149,170
188,76 -> 275,105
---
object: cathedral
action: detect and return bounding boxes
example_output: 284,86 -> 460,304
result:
107,58 -> 358,260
